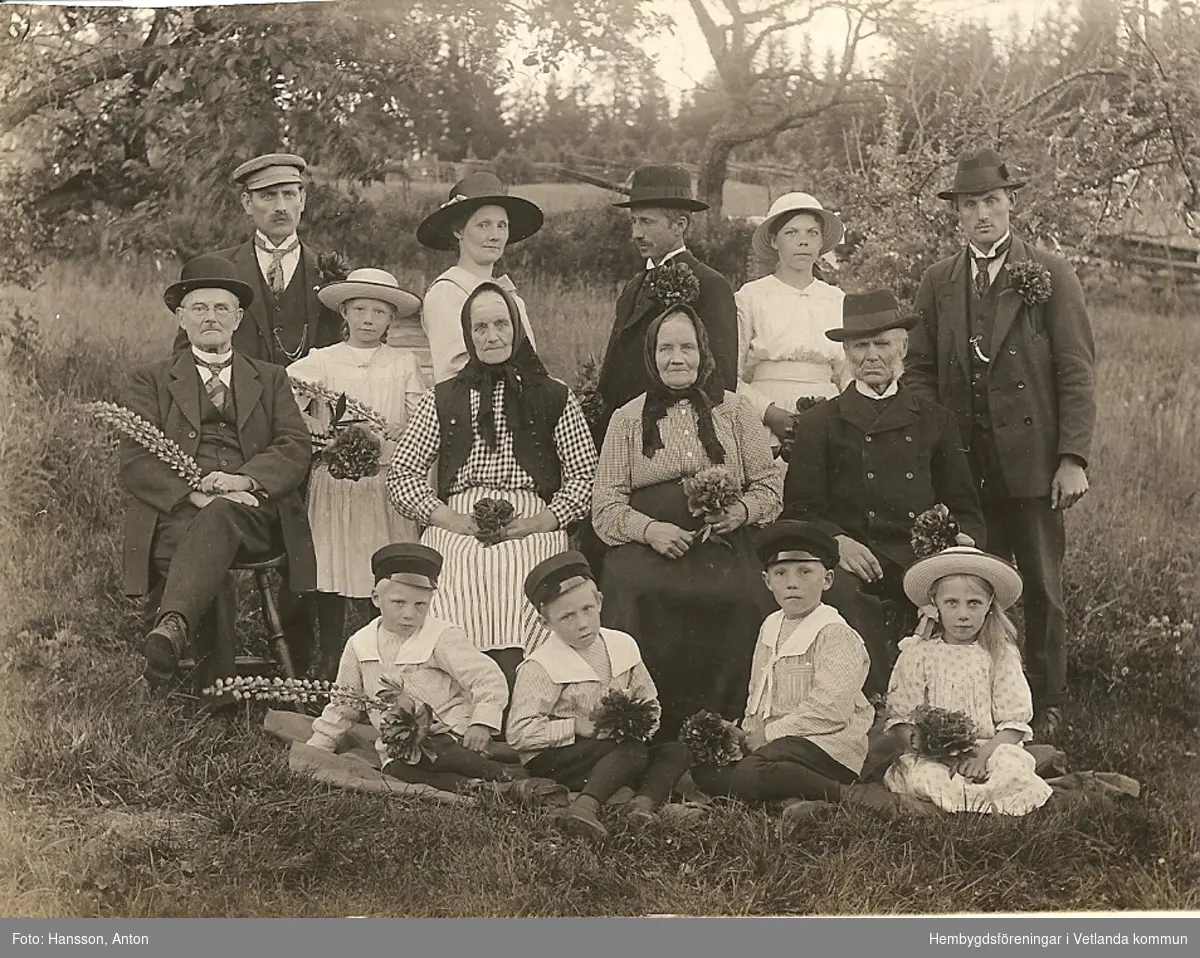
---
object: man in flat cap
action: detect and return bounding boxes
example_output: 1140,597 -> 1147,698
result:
784,290 -> 985,696
176,152 -> 341,365
906,148 -> 1096,738
126,255 -> 316,699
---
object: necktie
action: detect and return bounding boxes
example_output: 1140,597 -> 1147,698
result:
971,236 -> 1011,299
255,236 -> 300,295
198,358 -> 231,413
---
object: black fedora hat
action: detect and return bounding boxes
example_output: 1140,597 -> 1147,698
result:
416,172 -> 544,252
613,165 -> 709,212
825,289 -> 918,342
937,148 -> 1026,201
164,254 -> 254,312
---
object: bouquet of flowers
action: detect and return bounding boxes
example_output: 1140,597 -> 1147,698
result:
647,261 -> 701,309
682,465 -> 740,546
590,687 -> 657,744
793,395 -> 824,416
678,710 -> 744,767
472,497 -> 515,546
1006,259 -> 1053,306
910,503 -> 961,560
291,380 -> 388,482
909,704 -> 978,765
573,354 -> 606,431
83,401 -> 203,490
315,251 -> 352,287
203,674 -> 438,765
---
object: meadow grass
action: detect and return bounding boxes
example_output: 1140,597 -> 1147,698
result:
0,260 -> 1196,916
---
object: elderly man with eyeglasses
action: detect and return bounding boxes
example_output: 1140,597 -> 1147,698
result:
121,255 -> 316,705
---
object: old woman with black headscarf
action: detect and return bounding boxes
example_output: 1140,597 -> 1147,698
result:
387,282 -> 597,692
591,305 -> 782,739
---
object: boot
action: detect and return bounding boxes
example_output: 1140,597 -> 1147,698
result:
780,798 -> 835,827
625,794 -> 657,824
496,777 -> 570,808
144,612 -> 188,691
551,795 -> 608,843
842,782 -> 938,818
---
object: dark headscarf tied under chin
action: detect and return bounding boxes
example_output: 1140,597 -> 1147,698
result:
454,281 -> 551,450
641,305 -> 727,463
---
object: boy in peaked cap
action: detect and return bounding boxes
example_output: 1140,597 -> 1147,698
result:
690,521 -> 924,821
306,543 -> 567,805
506,551 -> 694,842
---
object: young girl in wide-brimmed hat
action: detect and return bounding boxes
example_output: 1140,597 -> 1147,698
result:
882,547 -> 1053,815
288,268 -> 428,676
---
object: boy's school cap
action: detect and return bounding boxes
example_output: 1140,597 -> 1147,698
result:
372,543 -> 442,589
756,520 -> 840,570
525,551 -> 595,609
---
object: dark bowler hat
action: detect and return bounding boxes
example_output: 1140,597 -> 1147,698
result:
613,165 -> 709,212
756,520 -> 841,570
232,152 -> 308,192
936,148 -> 1026,201
416,172 -> 544,252
825,289 -> 918,342
164,254 -> 255,312
372,543 -> 443,589
525,550 -> 596,610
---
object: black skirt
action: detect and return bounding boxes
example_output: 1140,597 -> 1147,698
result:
599,480 -> 774,740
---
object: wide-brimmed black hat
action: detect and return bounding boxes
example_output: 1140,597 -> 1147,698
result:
936,148 -> 1026,201
613,165 -> 709,212
416,172 -> 544,252
164,254 -> 254,312
825,289 -> 918,342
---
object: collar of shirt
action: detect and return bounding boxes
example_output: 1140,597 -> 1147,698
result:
255,230 -> 300,252
968,231 -> 1011,281
192,347 -> 233,386
854,378 -> 899,400
646,246 -> 687,271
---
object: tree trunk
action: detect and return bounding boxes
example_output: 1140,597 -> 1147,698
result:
698,135 -> 737,233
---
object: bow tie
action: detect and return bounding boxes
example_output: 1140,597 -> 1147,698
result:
196,357 -> 232,375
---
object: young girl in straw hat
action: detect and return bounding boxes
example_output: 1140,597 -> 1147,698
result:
882,547 -> 1053,815
735,193 -> 846,452
288,268 -> 428,676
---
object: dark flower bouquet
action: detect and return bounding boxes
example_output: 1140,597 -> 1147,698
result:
647,261 -> 701,308
679,710 -> 744,766
573,354 -> 606,431
315,251 -> 352,287
1006,259 -> 1053,306
204,674 -> 438,765
910,503 -> 961,560
473,497 -> 515,547
683,465 -> 740,546
793,395 -> 825,416
591,688 -> 657,743
290,380 -> 388,482
910,704 -> 978,765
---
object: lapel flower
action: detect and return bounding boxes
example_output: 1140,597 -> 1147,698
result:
1006,259 -> 1053,306
315,251 -> 351,287
647,261 -> 701,309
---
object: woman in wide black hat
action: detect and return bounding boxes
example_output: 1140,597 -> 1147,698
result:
417,172 -> 545,385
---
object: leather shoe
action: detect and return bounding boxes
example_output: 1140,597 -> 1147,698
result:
143,612 -> 188,690
1032,706 -> 1064,741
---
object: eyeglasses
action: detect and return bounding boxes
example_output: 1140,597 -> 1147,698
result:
184,304 -> 237,317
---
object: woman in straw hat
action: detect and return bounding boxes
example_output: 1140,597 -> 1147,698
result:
880,546 -> 1053,815
288,268 -> 427,675
736,193 -> 846,452
416,172 -> 544,385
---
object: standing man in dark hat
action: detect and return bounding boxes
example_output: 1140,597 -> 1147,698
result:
594,165 -> 739,443
906,149 -> 1096,739
128,255 -> 317,702
784,290 -> 985,696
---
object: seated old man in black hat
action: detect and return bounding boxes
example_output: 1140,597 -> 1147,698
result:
124,255 -> 317,702
782,290 -> 985,696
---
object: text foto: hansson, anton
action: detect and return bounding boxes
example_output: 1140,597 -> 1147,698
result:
931,933 -> 1189,947
13,933 -> 149,946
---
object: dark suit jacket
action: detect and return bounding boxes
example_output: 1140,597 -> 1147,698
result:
120,351 -> 317,596
783,383 -> 986,572
594,250 -> 738,441
905,234 -> 1096,498
172,239 -> 342,364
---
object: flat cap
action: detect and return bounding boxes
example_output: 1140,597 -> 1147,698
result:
233,152 -> 307,191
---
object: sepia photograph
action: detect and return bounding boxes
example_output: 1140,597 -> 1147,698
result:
0,0 -> 1196,931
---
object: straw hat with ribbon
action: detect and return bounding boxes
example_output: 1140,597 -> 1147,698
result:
317,268 -> 421,318
903,546 -> 1023,611
751,192 -> 844,262
416,172 -> 544,252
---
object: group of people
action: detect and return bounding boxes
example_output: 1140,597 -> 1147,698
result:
119,146 -> 1096,834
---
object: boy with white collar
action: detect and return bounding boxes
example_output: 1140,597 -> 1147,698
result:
307,543 -> 566,804
507,551 -> 692,842
691,521 -> 900,818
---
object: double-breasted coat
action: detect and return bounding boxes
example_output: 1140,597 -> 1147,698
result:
119,351 -> 317,597
172,240 -> 342,364
594,250 -> 738,442
783,384 -> 986,572
905,234 -> 1096,498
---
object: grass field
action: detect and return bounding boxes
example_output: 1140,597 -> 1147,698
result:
0,259 -> 1196,916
